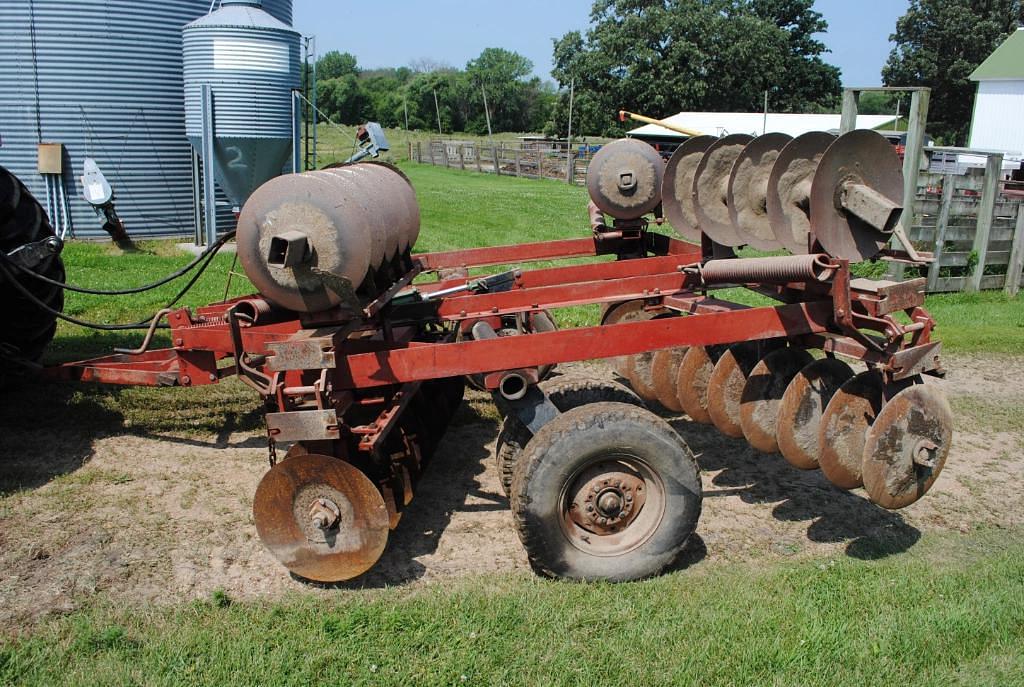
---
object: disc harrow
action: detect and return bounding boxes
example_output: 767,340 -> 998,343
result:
46,132 -> 954,584
604,128 -> 952,515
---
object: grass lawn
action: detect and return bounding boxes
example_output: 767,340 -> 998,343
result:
6,162 -> 1023,685
3,526 -> 1023,686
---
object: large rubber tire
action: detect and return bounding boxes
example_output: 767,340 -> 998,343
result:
0,166 -> 64,367
511,402 -> 702,581
494,375 -> 644,497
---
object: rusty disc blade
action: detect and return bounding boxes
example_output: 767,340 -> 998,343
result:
727,133 -> 792,251
602,299 -> 654,378
810,129 -> 903,261
777,357 -> 855,470
862,383 -> 953,510
662,135 -> 719,243
676,345 -> 721,424
253,453 -> 390,582
651,347 -> 688,412
766,131 -> 836,254
707,342 -> 770,438
693,134 -> 754,247
628,350 -> 660,403
818,371 -> 884,489
739,347 -> 815,453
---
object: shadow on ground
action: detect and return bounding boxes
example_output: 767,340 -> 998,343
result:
0,377 -> 265,493
299,398 -> 505,589
670,415 -> 921,560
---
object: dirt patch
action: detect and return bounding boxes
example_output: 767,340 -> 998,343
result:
1,355 -> 1022,631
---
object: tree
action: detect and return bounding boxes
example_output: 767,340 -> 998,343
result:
883,0 -> 1022,145
317,51 -> 359,81
318,74 -> 369,125
549,0 -> 841,137
462,48 -> 547,133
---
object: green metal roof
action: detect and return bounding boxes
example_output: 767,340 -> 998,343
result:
971,29 -> 1024,80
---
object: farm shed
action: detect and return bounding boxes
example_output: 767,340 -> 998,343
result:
968,28 -> 1024,156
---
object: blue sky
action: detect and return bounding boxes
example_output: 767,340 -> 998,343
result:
292,0 -> 910,87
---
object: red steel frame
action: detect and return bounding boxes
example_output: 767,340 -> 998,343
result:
44,231 -> 943,527
47,234 -> 940,393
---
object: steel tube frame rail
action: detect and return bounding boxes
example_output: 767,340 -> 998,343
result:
47,234 -> 939,392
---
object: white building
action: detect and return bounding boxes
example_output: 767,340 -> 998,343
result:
627,112 -> 900,141
969,28 -> 1024,156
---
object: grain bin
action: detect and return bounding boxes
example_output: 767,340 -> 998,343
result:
183,0 -> 302,210
0,0 -> 294,239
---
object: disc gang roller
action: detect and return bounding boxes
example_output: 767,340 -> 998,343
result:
42,126 -> 952,584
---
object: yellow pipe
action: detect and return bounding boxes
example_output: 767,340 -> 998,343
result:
619,110 -> 704,137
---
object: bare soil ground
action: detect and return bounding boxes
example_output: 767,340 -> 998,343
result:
1,353 -> 1022,631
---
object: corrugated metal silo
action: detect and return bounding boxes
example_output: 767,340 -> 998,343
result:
183,0 -> 302,209
0,0 -> 295,239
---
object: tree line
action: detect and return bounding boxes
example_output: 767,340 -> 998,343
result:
311,0 -> 1023,146
310,48 -> 555,135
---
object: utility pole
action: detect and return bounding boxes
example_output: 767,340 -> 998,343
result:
762,90 -> 768,135
433,88 -> 442,135
481,82 -> 494,142
566,78 -> 575,150
404,98 -> 410,131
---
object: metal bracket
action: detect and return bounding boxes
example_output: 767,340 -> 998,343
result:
266,409 -> 341,442
6,236 -> 63,270
500,384 -> 560,435
312,268 -> 362,311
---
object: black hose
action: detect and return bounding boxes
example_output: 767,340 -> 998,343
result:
0,238 -> 225,331
1,230 -> 236,295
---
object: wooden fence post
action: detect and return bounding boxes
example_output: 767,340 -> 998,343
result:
514,149 -> 521,177
565,151 -> 576,184
968,153 -> 1003,292
1005,204 -> 1024,296
441,143 -> 450,168
492,146 -> 501,176
926,174 -> 955,293
474,145 -> 482,173
458,144 -> 465,171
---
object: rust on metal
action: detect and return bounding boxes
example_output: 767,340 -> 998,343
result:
693,134 -> 755,246
818,371 -> 885,488
43,139 -> 959,584
601,299 -> 656,378
562,458 -> 663,555
700,254 -> 837,285
650,347 -> 688,412
766,131 -> 836,254
266,409 -> 341,442
662,135 -> 718,243
810,130 -> 904,261
675,345 -> 723,424
727,132 -> 792,251
739,347 -> 815,453
776,357 -> 855,470
586,138 -> 665,220
707,342 -> 779,438
627,351 -> 659,402
862,384 -> 953,509
252,453 -> 390,582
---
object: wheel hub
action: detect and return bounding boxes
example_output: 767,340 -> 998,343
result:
309,497 -> 341,531
568,463 -> 647,535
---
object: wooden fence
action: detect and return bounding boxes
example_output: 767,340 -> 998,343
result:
905,160 -> 1024,294
409,140 -> 593,185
